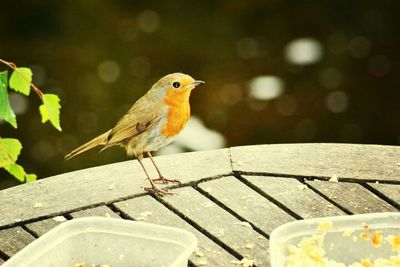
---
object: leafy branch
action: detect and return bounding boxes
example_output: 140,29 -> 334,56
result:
0,58 -> 62,183
0,58 -> 43,98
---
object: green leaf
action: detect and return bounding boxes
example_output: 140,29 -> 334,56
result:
9,67 -> 32,95
5,163 -> 25,182
39,104 -> 49,123
0,138 -> 22,164
0,137 -> 35,183
26,173 -> 37,182
0,71 -> 17,128
40,93 -> 62,131
4,163 -> 37,183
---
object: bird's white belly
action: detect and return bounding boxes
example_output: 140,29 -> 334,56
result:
127,117 -> 174,156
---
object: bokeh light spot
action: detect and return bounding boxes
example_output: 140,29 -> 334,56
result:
77,111 -> 99,134
31,140 -> 56,162
248,75 -> 284,100
137,10 -> 160,33
319,67 -> 344,89
237,37 -> 262,59
9,93 -> 29,115
157,143 -> 184,155
348,36 -> 371,58
118,19 -> 138,42
325,91 -> 348,113
174,116 -> 226,151
98,60 -> 120,83
285,38 -> 323,65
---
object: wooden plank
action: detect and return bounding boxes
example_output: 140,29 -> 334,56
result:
113,195 -> 238,267
0,149 -> 231,227
243,176 -> 345,218
231,144 -> 400,182
162,187 -> 270,266
367,183 -> 400,206
198,176 -> 295,235
70,205 -> 121,218
0,227 -> 35,257
25,216 -> 67,237
306,180 -> 397,214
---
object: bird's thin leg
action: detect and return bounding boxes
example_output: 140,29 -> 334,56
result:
147,151 -> 181,185
137,155 -> 171,196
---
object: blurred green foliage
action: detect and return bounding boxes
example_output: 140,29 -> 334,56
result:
0,62 -> 61,183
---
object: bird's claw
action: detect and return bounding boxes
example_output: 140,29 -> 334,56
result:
144,186 -> 172,197
151,176 -> 182,185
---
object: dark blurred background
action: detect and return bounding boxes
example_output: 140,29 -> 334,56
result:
0,0 -> 399,189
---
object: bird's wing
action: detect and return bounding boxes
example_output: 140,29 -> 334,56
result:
105,98 -> 164,146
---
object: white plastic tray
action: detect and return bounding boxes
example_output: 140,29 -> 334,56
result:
270,212 -> 400,267
3,217 -> 198,267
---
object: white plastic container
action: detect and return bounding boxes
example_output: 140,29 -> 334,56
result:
3,217 -> 198,267
270,212 -> 400,267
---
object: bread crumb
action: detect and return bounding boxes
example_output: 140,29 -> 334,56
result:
297,185 -> 308,191
317,220 -> 333,232
196,251 -> 205,257
342,229 -> 354,237
387,235 -> 400,251
234,221 -> 253,229
241,195 -> 255,201
371,231 -> 383,247
107,184 -> 115,190
216,228 -> 225,237
136,211 -> 152,221
230,257 -> 254,267
329,175 -> 339,182
33,202 -> 43,208
52,216 -> 67,222
360,232 -> 369,240
244,243 -> 255,249
197,259 -> 208,266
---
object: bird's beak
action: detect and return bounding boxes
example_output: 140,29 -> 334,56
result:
190,80 -> 205,89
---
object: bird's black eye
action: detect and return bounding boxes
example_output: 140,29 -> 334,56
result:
172,81 -> 180,88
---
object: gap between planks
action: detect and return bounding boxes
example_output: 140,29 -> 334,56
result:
235,171 -> 400,185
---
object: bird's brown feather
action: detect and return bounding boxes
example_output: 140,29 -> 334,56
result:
105,96 -> 163,146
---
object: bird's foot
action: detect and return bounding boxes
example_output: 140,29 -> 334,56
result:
151,176 -> 182,185
144,186 -> 172,197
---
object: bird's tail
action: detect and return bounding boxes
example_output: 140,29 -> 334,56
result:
65,130 -> 111,160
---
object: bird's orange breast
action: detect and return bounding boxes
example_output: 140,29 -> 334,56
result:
161,89 -> 191,137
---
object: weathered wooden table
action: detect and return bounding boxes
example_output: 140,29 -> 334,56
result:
0,144 -> 399,266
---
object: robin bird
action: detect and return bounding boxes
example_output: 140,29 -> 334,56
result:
65,73 -> 205,196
